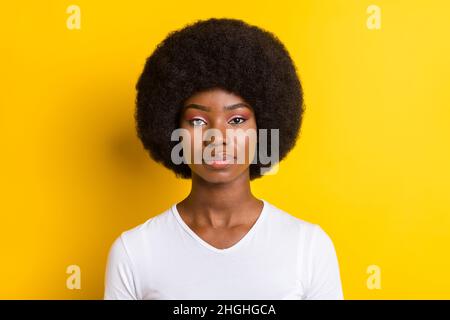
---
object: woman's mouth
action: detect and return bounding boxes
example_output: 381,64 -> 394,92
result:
204,153 -> 235,169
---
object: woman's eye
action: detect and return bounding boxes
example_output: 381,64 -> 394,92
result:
190,118 -> 207,126
229,117 -> 246,125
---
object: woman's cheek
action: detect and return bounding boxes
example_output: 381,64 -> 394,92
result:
233,131 -> 257,164
180,129 -> 202,165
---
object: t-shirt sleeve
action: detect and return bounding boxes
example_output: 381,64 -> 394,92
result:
304,224 -> 344,300
104,234 -> 138,300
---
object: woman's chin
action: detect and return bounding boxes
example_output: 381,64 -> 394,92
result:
192,165 -> 249,184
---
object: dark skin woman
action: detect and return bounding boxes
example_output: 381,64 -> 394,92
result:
133,17 -> 303,253
105,18 -> 344,301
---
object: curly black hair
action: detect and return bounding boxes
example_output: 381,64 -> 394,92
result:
135,18 -> 305,180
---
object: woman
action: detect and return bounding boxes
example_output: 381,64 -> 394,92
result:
104,18 -> 344,300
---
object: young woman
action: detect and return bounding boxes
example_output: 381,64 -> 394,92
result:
104,18 -> 344,300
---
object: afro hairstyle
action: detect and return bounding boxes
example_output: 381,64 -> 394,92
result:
135,18 -> 305,180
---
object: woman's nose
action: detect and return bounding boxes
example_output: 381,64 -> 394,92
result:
203,119 -> 228,147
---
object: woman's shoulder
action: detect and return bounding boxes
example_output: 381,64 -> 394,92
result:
264,200 -> 334,244
111,204 -> 176,251
264,200 -> 317,230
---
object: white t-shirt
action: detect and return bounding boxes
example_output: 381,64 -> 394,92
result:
104,199 -> 344,300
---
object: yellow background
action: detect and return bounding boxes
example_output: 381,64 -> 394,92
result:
1,0 -> 449,299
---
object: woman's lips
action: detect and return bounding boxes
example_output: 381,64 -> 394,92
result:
204,153 -> 235,169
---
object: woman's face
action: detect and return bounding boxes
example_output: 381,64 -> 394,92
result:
179,88 -> 257,184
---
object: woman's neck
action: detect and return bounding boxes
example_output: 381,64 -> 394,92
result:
178,171 -> 262,228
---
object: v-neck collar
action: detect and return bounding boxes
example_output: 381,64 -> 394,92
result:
171,199 -> 269,254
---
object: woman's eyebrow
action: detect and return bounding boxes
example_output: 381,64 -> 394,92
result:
182,102 -> 252,112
